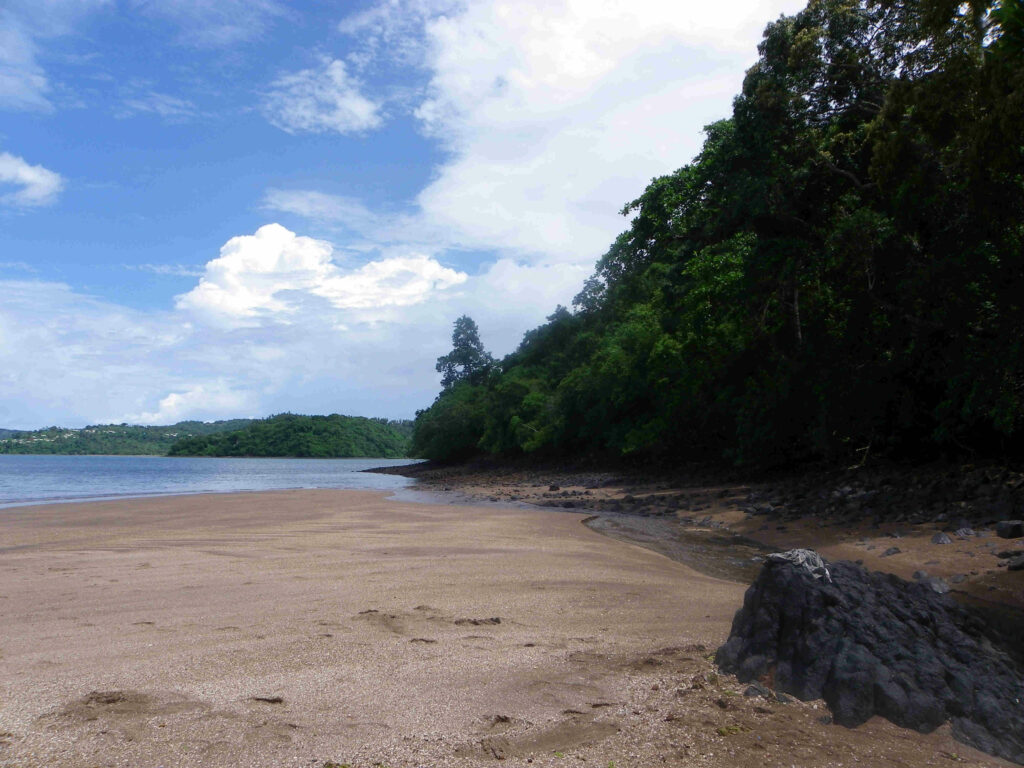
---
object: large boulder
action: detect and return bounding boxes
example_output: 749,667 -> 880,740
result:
716,550 -> 1024,764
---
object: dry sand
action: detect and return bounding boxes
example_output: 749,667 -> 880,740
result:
0,490 -> 1010,767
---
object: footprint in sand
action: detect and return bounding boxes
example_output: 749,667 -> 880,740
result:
461,714 -> 619,760
355,609 -> 407,635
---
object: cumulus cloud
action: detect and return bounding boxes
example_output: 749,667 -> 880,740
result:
263,58 -> 382,135
176,223 -> 466,325
280,0 -> 807,267
407,0 -> 808,263
0,0 -> 817,428
0,227 -> 589,429
0,235 -> 470,429
126,381 -> 258,425
0,152 -> 64,207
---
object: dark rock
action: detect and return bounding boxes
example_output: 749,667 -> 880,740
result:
743,682 -> 772,698
925,577 -> 951,594
996,520 -> 1024,539
996,550 -> 1024,559
881,546 -> 901,557
548,485 -> 560,491
931,532 -> 953,545
1009,556 -> 1024,572
716,553 -> 1024,765
913,570 -> 928,580
951,574 -> 967,584
955,528 -> 975,540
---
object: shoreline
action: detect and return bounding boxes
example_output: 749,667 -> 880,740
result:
0,456 -> 423,512
0,489 -> 1014,767
374,461 -> 1024,615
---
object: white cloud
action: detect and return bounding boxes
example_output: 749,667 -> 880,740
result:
128,0 -> 288,47
0,0 -> 283,115
337,0 -> 457,70
0,152 -> 64,207
0,227 -> 615,429
405,0 -> 808,263
281,0 -> 808,268
0,17 -> 52,112
0,0 -> 818,429
263,58 -> 383,135
127,381 -> 257,425
0,242 -> 470,429
127,263 -> 205,277
117,91 -> 198,120
262,189 -> 382,236
0,280 -> 189,428
0,0 -> 113,112
176,223 -> 466,326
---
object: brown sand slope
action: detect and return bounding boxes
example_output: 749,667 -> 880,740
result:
0,490 -> 1008,767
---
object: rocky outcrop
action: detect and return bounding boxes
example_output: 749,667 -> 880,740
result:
716,551 -> 1024,764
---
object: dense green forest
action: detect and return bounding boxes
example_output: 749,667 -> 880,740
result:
0,420 -> 253,455
413,0 -> 1024,466
168,413 -> 412,458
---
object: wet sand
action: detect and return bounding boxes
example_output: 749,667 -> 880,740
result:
0,490 -> 1008,767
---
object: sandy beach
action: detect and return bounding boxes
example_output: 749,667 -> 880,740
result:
0,490 -> 1009,767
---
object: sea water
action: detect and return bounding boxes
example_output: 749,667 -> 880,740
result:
0,454 -> 420,509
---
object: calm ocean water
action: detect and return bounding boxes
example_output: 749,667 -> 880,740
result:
0,455 -> 421,509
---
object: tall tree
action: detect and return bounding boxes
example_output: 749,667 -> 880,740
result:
436,315 -> 494,390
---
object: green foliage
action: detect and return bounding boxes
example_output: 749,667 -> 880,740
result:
0,420 -> 253,456
436,315 -> 494,390
412,0 -> 1024,466
167,414 -> 411,458
409,383 -> 489,462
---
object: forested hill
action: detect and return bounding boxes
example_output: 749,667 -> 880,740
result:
413,0 -> 1024,467
167,414 -> 412,458
0,420 -> 253,455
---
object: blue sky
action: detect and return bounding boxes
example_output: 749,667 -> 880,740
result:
1,0 -> 805,429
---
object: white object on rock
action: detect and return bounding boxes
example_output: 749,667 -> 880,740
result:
767,549 -> 832,583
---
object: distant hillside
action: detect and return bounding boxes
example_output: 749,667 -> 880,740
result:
167,413 -> 412,458
0,420 -> 254,455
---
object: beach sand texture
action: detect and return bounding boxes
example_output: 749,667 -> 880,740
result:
0,491 -> 1007,767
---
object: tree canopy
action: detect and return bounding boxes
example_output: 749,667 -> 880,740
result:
436,315 -> 494,390
0,420 -> 253,455
168,413 -> 412,458
411,0 -> 1024,467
